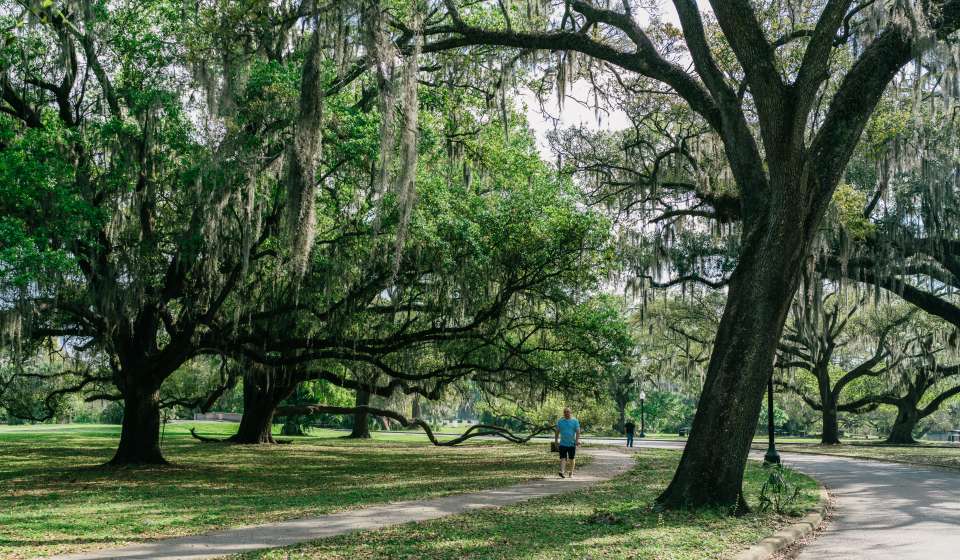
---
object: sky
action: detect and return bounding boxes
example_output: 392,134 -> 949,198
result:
520,1 -> 712,156
520,81 -> 630,156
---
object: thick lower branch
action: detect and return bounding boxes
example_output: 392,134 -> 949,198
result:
276,404 -> 554,445
189,427 -> 292,444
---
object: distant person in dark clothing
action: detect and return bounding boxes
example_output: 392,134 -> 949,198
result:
624,420 -> 636,447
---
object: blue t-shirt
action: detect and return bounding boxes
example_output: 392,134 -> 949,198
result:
557,417 -> 580,447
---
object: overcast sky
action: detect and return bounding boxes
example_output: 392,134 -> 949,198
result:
520,1 -> 712,155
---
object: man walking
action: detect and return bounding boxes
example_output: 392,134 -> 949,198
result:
555,407 -> 581,478
624,419 -> 635,447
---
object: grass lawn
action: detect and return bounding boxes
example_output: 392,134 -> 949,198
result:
234,448 -> 820,560
774,441 -> 960,470
0,422 -> 565,559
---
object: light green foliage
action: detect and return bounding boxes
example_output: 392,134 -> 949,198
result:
829,183 -> 874,241
757,404 -> 790,433
631,391 -> 697,434
476,393 -> 619,434
859,97 -> 911,160
0,122 -> 98,285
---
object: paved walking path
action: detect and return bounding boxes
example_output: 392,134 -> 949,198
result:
47,447 -> 633,560
785,453 -> 960,559
627,439 -> 960,559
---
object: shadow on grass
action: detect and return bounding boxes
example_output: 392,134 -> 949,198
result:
249,451 -> 815,560
0,426 -> 555,558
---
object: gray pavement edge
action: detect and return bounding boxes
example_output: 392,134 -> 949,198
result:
733,483 -> 830,560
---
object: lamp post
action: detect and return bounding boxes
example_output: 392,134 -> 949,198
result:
638,390 -> 646,438
764,374 -> 781,465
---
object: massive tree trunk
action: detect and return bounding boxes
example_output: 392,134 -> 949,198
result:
110,382 -> 166,465
231,369 -> 297,444
821,399 -> 841,445
348,389 -> 372,439
886,406 -> 920,444
657,203 -> 812,511
819,373 -> 841,445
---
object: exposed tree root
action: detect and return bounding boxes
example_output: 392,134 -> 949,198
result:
189,427 -> 292,444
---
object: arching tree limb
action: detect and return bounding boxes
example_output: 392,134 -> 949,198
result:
275,404 -> 555,446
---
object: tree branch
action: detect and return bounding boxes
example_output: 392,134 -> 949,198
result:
274,404 -> 555,445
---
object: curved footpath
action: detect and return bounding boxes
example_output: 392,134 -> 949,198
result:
629,439 -> 960,559
42,437 -> 960,560
46,447 -> 633,560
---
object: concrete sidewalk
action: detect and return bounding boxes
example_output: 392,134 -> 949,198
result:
626,439 -> 960,560
787,453 -> 960,559
47,447 -> 634,560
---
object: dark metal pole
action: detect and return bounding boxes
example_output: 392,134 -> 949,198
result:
639,397 -> 646,437
764,374 -> 781,465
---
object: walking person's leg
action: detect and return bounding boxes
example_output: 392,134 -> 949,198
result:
566,447 -> 576,477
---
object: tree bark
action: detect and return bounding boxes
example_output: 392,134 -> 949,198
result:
348,389 -> 372,439
233,400 -> 278,444
109,383 -> 166,465
230,370 -> 296,444
616,401 -> 627,434
657,210 -> 810,511
820,375 -> 841,445
411,394 -> 422,419
821,400 -> 841,445
280,418 -> 307,436
886,406 -> 920,444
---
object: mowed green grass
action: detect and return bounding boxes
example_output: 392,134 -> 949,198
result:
774,441 -> 960,470
237,448 -> 820,560
0,422 -> 561,559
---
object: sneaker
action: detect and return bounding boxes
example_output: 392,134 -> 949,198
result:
567,472 -> 574,478
558,471 -> 565,478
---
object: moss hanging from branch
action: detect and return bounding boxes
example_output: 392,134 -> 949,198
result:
286,9 -> 326,277
390,3 -> 423,274
366,0 -> 399,200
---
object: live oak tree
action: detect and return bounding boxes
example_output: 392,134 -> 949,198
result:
0,0 -> 361,463
776,277 -> 907,444
842,311 -> 960,443
416,0 -> 960,508
218,165 -> 632,444
0,1 -> 253,464
223,363 -> 303,444
348,384 -> 374,439
881,359 -> 960,443
202,74 -> 631,444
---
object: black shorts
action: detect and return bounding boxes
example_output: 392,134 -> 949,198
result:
559,445 -> 576,460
